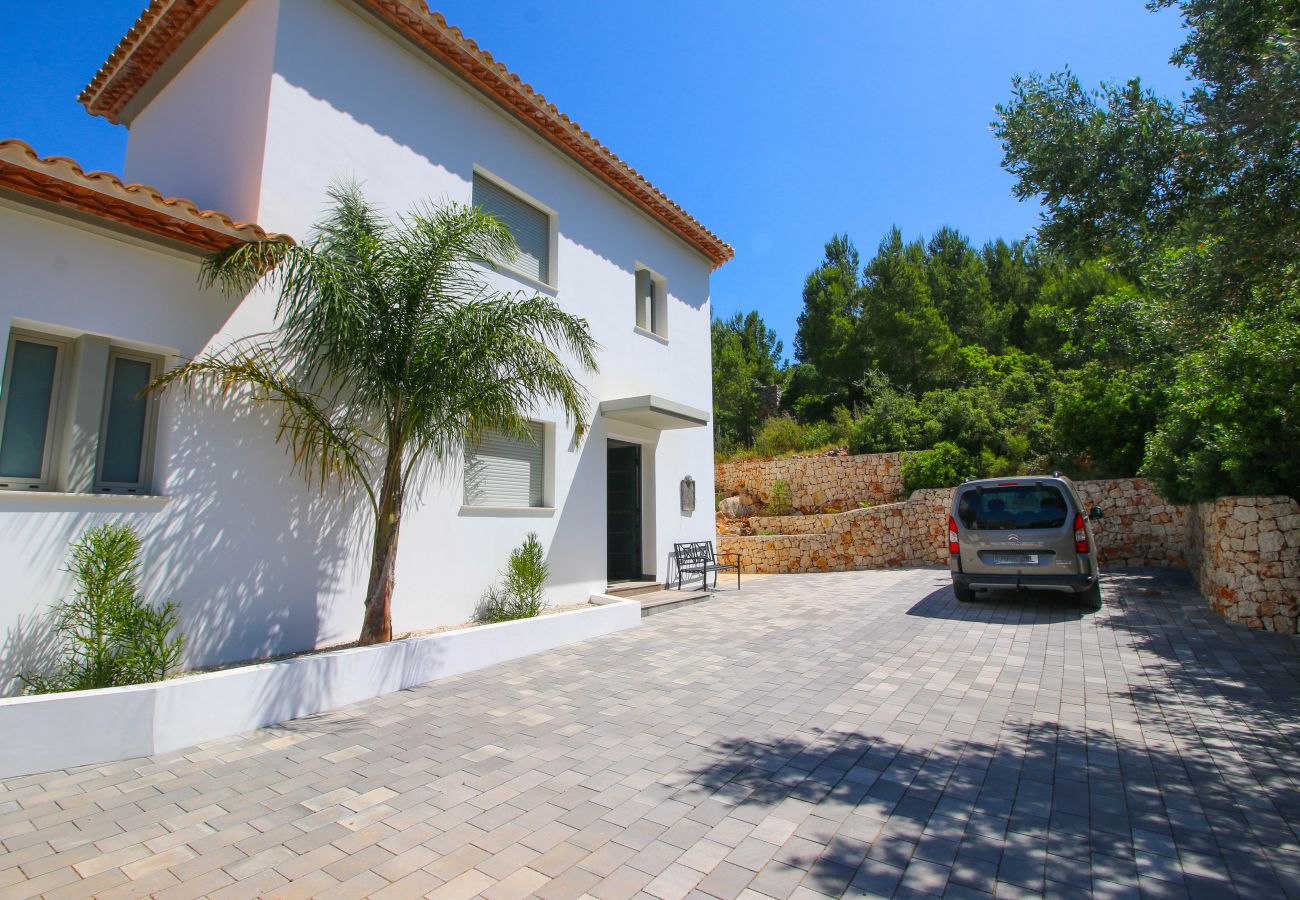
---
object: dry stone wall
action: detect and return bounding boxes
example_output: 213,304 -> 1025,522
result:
714,453 -> 1299,633
719,489 -> 950,575
1075,479 -> 1187,567
718,471 -> 1185,574
715,452 -> 904,514
1186,496 -> 1300,633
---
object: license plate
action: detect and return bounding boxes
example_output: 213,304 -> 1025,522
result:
992,553 -> 1038,565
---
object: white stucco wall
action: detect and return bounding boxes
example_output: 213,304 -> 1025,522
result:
123,0 -> 281,223
1,0 -> 719,693
250,0 -> 717,635
0,207 -> 368,695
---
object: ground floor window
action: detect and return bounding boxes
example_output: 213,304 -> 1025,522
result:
0,331 -> 66,489
463,422 -> 546,508
0,327 -> 162,494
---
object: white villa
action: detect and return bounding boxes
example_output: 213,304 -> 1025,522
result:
0,0 -> 732,691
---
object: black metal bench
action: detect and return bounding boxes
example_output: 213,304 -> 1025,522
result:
673,541 -> 742,591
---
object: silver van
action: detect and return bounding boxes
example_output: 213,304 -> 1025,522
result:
948,475 -> 1104,608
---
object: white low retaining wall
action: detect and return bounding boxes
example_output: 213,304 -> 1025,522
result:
0,597 -> 639,778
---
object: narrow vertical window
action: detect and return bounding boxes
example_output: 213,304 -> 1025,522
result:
635,267 -> 667,338
0,333 -> 64,489
635,269 -> 652,331
95,351 -> 157,492
649,278 -> 661,335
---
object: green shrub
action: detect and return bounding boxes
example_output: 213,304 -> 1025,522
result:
22,524 -> 183,694
1051,361 -> 1161,477
901,442 -> 974,492
478,532 -> 550,623
801,419 -> 839,450
1142,297 -> 1300,502
753,415 -> 807,457
847,378 -> 920,454
767,479 -> 793,516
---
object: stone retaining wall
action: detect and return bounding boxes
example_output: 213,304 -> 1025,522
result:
725,479 -> 1184,574
1075,479 -> 1187,567
715,452 -> 904,513
720,489 -> 950,575
1186,496 -> 1300,633
716,457 -> 1299,634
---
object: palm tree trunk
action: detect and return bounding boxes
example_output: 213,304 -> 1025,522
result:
359,437 -> 404,645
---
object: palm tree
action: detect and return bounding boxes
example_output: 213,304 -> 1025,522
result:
153,182 -> 597,645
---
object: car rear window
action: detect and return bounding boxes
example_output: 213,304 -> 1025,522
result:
957,484 -> 1071,530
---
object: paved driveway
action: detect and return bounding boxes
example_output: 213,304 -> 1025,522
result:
2,569 -> 1299,900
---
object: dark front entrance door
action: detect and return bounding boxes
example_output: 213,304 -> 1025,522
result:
607,442 -> 642,582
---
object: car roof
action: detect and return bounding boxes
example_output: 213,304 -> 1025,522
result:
956,475 -> 1073,490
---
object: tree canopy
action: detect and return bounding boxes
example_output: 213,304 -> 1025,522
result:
714,0 -> 1298,502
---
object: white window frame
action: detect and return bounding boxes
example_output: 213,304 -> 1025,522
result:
0,329 -> 68,491
471,166 -> 559,291
634,264 -> 669,341
93,348 -> 162,494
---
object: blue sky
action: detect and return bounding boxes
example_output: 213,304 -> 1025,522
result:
0,2 -> 1190,356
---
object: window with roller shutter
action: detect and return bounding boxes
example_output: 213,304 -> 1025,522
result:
472,173 -> 552,285
463,422 -> 546,508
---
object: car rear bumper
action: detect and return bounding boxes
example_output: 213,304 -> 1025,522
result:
952,572 -> 1096,594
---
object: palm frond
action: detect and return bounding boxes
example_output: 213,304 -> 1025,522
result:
399,291 -> 600,479
149,343 -> 379,514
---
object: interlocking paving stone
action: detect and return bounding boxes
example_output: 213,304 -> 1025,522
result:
2,568 -> 1298,898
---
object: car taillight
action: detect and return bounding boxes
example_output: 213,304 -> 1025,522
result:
1074,512 -> 1089,554
948,516 -> 960,555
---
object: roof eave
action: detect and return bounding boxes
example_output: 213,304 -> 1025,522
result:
78,0 -> 734,269
0,139 -> 291,254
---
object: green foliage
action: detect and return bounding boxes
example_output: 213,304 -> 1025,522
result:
478,532 -> 550,623
1051,361 -> 1163,478
753,415 -> 808,458
22,525 -> 183,694
781,225 -> 1122,476
155,182 -> 597,644
994,0 -> 1300,500
715,3 -> 1298,504
794,235 -> 862,397
782,362 -> 838,424
767,480 -> 792,516
846,372 -> 920,454
858,228 -> 963,393
901,443 -> 974,492
801,420 -> 839,450
712,311 -> 784,449
1143,295 -> 1300,503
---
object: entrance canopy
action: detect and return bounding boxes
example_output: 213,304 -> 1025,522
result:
598,395 -> 708,431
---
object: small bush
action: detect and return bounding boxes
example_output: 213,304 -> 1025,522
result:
901,442 -> 974,492
801,420 -> 839,451
477,532 -> 550,623
767,479 -> 793,516
847,384 -> 920,454
753,415 -> 807,457
22,524 -> 183,694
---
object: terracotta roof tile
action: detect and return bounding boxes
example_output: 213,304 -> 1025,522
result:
0,138 -> 291,252
79,0 -> 733,268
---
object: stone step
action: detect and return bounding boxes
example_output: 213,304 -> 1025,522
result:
637,590 -> 711,617
605,579 -> 663,598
